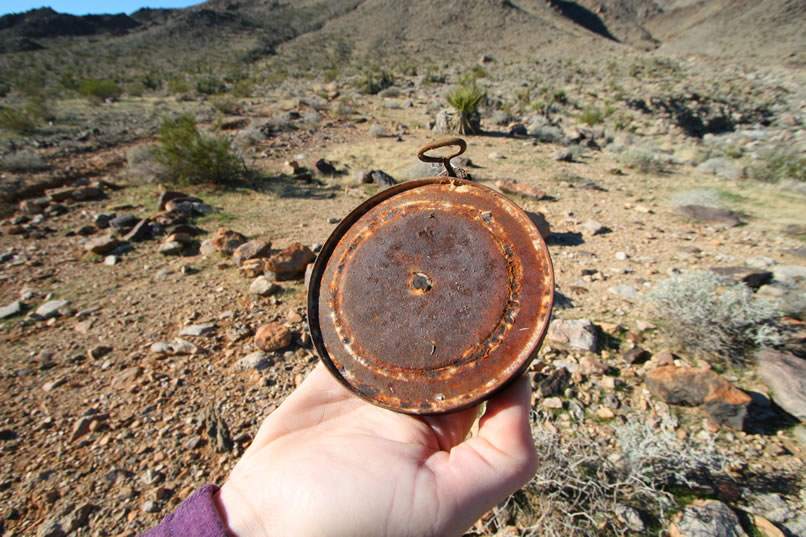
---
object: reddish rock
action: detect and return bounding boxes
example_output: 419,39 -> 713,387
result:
232,239 -> 273,266
158,191 -> 188,211
19,200 -> 44,215
239,258 -> 266,277
46,187 -> 76,202
645,366 -> 751,429
210,227 -> 247,255
580,357 -> 608,376
167,232 -> 193,244
495,180 -> 547,201
254,323 -> 292,352
265,242 -> 315,276
84,235 -> 120,254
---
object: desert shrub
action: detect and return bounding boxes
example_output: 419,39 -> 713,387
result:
78,78 -> 123,101
194,76 -> 226,95
747,150 -> 806,184
168,77 -> 191,95
0,150 -> 49,173
646,271 -> 782,363
152,114 -> 246,186
234,125 -> 267,148
619,147 -> 665,174
377,87 -> 400,98
578,106 -> 604,126
232,79 -> 253,97
211,96 -> 240,115
0,82 -> 9,98
507,419 -> 734,537
368,124 -> 387,138
330,97 -> 353,119
446,83 -> 486,134
668,188 -> 724,208
0,98 -> 51,134
359,70 -> 393,95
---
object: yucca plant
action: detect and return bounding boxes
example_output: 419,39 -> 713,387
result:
446,83 -> 486,134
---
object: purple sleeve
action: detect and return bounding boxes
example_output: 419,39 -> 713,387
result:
141,484 -> 230,537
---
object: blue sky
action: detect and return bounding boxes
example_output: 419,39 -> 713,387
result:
1,1 -> 201,17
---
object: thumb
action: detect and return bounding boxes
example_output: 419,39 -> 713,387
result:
431,375 -> 537,533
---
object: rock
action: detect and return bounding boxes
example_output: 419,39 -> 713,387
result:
142,500 -> 160,513
597,407 -> 615,419
200,405 -> 233,453
36,518 -> 65,537
157,191 -> 188,211
158,240 -> 183,255
60,504 -> 93,534
580,220 -> 604,236
254,323 -> 292,352
104,255 -> 117,265
673,205 -> 741,227
753,516 -> 786,537
542,397 -> 563,409
645,366 -> 751,428
179,323 -> 216,337
772,265 -> 806,284
550,149 -> 573,162
614,251 -> 629,261
240,258 -> 266,278
314,158 -> 337,176
122,218 -> 151,242
250,276 -> 279,297
94,213 -> 115,229
614,504 -> 645,533
547,319 -> 598,351
46,186 -> 76,202
211,227 -> 247,255
669,500 -> 747,537
526,211 -> 551,239
88,345 -> 112,359
19,199 -> 44,214
370,170 -> 396,187
623,347 -> 650,364
756,349 -> 806,421
232,239 -> 272,266
149,339 -> 197,356
109,214 -> 139,235
355,170 -> 373,183
537,367 -> 570,397
236,351 -> 274,371
580,357 -> 608,376
710,267 -> 772,289
327,217 -> 340,224
84,235 -> 120,254
0,301 -> 23,319
608,285 -> 638,298
35,300 -> 69,320
265,242 -> 315,276
199,239 -> 216,257
495,180 -> 546,201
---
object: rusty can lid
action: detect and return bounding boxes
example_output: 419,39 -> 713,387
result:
308,176 -> 554,414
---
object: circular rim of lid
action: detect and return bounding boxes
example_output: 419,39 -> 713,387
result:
307,177 -> 554,414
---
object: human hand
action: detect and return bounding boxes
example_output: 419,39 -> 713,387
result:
214,364 -> 537,537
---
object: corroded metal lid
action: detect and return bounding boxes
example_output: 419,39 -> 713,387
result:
308,145 -> 554,414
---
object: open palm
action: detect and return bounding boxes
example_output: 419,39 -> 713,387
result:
215,364 -> 537,537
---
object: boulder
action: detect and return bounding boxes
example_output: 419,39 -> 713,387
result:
84,235 -> 121,254
314,158 -> 337,176
580,220 -> 604,237
249,276 -> 279,296
233,239 -> 272,266
756,349 -> 806,421
0,300 -> 23,319
645,366 -> 751,428
236,351 -> 274,372
157,191 -> 189,211
673,205 -> 741,227
495,180 -> 546,201
546,319 -> 598,351
254,323 -> 292,352
34,300 -> 69,320
122,218 -> 151,242
211,227 -> 247,255
265,242 -> 315,276
240,259 -> 267,278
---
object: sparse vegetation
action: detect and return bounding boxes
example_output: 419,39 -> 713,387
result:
647,271 -> 783,364
446,83 -> 486,135
0,150 -> 50,173
78,78 -> 123,102
578,106 -> 604,126
619,147 -> 666,174
506,419 -> 735,537
151,114 -> 247,186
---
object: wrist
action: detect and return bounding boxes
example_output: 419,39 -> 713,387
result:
214,483 -> 268,537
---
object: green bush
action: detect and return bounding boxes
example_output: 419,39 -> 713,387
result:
0,98 -> 51,134
78,78 -> 123,101
647,271 -> 782,364
232,79 -> 253,98
152,114 -> 246,186
169,77 -> 191,95
446,83 -> 486,134
747,150 -> 806,183
195,76 -> 226,95
359,70 -> 393,95
619,147 -> 665,174
211,96 -> 240,115
578,106 -> 604,126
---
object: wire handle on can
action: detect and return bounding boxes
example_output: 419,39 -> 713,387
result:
417,138 -> 467,178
